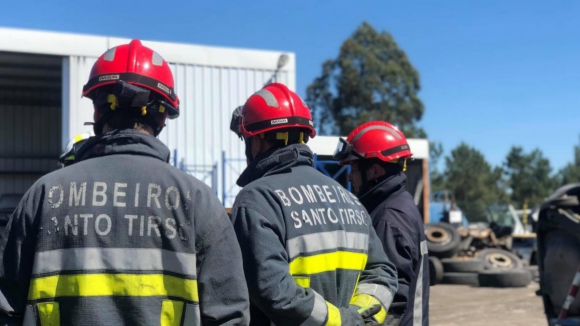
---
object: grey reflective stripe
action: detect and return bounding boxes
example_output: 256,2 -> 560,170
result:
413,250 -> 425,326
22,305 -> 35,326
152,51 -> 164,66
103,47 -> 116,61
299,291 -> 328,326
356,283 -> 394,309
32,248 -> 197,277
352,125 -> 402,143
255,89 -> 279,107
420,240 -> 428,255
183,303 -> 200,325
286,230 -> 369,260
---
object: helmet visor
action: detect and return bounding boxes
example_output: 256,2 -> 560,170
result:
230,106 -> 244,138
59,138 -> 89,164
332,138 -> 353,161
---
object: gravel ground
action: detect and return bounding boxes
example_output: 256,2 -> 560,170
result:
430,282 -> 546,326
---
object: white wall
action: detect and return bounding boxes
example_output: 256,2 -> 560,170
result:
0,27 -> 296,205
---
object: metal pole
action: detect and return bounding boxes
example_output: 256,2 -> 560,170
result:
173,149 -> 177,167
422,158 -> 431,224
213,163 -> 218,198
222,151 -> 227,206
347,165 -> 352,192
264,68 -> 280,87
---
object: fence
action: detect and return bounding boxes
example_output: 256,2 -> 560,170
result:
222,151 -> 246,207
174,150 -> 219,196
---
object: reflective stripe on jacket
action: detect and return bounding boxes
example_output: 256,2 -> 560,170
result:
232,144 -> 399,326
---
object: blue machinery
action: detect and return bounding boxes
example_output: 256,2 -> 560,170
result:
221,151 -> 246,207
174,149 -> 219,196
312,154 -> 352,192
220,153 -> 352,206
176,150 -> 352,207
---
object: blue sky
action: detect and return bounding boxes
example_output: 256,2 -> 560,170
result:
2,0 -> 579,171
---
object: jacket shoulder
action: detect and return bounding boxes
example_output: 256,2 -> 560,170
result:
375,192 -> 424,234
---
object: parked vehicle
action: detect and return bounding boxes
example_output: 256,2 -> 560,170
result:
537,184 -> 580,325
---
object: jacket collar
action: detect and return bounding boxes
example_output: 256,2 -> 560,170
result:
76,129 -> 171,163
237,144 -> 314,187
359,172 -> 407,213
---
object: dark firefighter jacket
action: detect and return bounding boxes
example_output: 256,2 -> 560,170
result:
0,129 -> 250,326
360,173 -> 430,326
230,144 -> 399,326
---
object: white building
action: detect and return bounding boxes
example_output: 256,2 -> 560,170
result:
0,27 -> 295,206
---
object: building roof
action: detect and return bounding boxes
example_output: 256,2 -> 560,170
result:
0,27 -> 295,72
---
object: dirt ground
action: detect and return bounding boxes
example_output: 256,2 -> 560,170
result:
430,282 -> 546,326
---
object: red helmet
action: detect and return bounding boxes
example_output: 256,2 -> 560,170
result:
230,83 -> 316,138
334,121 -> 412,165
82,39 -> 179,119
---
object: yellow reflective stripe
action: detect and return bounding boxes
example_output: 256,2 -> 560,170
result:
161,300 -> 184,326
293,276 -> 311,288
28,274 -> 198,302
324,301 -> 341,326
350,294 -> 387,324
73,134 -> 83,143
38,302 -> 60,326
289,251 -> 368,275
355,283 -> 393,313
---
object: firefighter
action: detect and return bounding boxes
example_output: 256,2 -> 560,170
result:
229,83 -> 399,326
0,40 -> 249,325
59,132 -> 93,167
334,121 -> 430,326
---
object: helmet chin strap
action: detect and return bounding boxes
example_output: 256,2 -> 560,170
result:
244,137 -> 254,162
356,159 -> 373,197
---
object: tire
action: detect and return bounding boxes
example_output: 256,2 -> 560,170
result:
441,258 -> 484,273
476,249 -> 523,270
478,269 -> 532,288
429,256 -> 444,286
441,272 -> 479,286
425,223 -> 461,259
527,265 -> 539,282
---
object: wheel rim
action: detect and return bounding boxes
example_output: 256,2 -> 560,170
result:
486,253 -> 514,269
426,227 -> 451,245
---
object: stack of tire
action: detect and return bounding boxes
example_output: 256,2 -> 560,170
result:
426,223 -> 532,288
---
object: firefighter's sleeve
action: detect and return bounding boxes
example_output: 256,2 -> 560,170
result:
375,217 -> 418,316
350,225 -> 399,325
0,192 -> 37,325
231,205 -> 367,326
194,194 -> 250,325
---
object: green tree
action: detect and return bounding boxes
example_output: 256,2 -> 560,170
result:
443,143 -> 506,222
306,22 -> 425,137
560,137 -> 580,185
429,141 -> 446,191
504,146 -> 556,208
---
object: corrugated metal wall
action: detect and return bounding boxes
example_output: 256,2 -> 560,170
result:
161,65 -> 289,207
0,29 -> 296,206
64,56 -> 290,207
0,52 -> 62,198
62,56 -> 98,147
